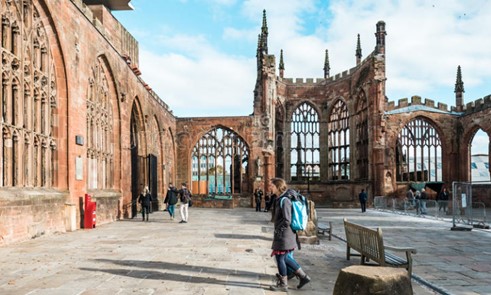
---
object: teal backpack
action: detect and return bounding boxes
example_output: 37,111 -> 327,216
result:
280,191 -> 309,231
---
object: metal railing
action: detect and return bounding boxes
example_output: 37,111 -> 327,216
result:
373,196 -> 487,226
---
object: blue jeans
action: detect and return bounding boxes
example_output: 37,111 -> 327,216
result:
275,251 -> 300,276
167,204 -> 175,217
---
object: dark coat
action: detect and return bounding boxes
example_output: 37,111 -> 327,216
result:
438,191 -> 449,201
254,189 -> 263,202
271,189 -> 297,251
138,192 -> 152,207
359,191 -> 367,202
165,187 -> 179,205
179,188 -> 191,204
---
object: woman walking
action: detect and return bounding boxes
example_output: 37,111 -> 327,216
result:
269,177 -> 311,291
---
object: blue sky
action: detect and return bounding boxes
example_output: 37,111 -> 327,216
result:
113,0 -> 490,151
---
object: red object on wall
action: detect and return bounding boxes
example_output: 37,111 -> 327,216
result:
84,194 -> 97,229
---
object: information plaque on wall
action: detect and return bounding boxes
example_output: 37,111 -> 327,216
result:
76,156 -> 83,180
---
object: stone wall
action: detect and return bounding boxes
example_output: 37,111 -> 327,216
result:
0,0 -> 176,245
0,189 -> 68,246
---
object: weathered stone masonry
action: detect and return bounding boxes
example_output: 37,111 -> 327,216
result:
0,2 -> 490,246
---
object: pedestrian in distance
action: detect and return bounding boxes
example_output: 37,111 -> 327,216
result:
138,186 -> 152,222
178,182 -> 192,223
359,189 -> 368,213
264,192 -> 271,212
164,183 -> 179,220
420,188 -> 428,214
254,187 -> 263,212
269,177 -> 311,291
406,188 -> 415,208
438,186 -> 449,214
415,190 -> 421,215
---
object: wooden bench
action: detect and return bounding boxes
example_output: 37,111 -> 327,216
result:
317,221 -> 332,240
343,218 -> 417,275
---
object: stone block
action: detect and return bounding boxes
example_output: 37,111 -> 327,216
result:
333,265 -> 413,295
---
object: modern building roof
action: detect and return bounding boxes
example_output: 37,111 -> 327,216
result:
83,0 -> 133,11
471,154 -> 490,182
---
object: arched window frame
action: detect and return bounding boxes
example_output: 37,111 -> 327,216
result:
396,117 -> 442,182
86,59 -> 114,190
191,127 -> 249,195
328,100 -> 350,180
1,3 -> 57,188
290,102 -> 320,181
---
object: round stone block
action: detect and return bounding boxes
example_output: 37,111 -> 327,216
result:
333,265 -> 413,295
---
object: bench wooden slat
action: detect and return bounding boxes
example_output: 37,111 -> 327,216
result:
343,218 -> 416,275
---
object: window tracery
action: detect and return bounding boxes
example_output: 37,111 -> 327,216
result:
87,59 -> 114,190
1,1 -> 57,188
328,100 -> 350,180
396,117 -> 442,182
290,103 -> 320,181
192,127 -> 249,194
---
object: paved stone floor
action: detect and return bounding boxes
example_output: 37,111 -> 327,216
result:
0,207 -> 489,294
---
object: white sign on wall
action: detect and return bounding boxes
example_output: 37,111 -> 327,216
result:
76,156 -> 83,180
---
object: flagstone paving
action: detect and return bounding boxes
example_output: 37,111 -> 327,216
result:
1,206 -> 489,294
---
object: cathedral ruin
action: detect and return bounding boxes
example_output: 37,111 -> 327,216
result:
0,0 -> 490,245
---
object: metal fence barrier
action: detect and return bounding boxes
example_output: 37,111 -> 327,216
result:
373,195 -> 487,226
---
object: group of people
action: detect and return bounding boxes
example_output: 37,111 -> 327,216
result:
138,182 -> 192,223
405,186 -> 450,214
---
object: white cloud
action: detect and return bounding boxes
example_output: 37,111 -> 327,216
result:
471,130 -> 490,155
133,0 -> 491,117
139,48 -> 255,117
326,0 -> 491,103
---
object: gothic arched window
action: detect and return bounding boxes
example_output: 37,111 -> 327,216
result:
87,59 -> 114,190
290,103 -> 320,181
192,127 -> 249,194
396,117 -> 442,182
328,100 -> 350,180
1,2 -> 57,188
470,129 -> 490,182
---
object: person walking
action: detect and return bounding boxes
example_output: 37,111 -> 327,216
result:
420,188 -> 428,214
359,189 -> 368,213
138,186 -> 152,222
264,192 -> 271,212
438,186 -> 449,214
178,182 -> 192,223
406,188 -> 415,208
269,177 -> 311,291
254,187 -> 263,212
415,190 -> 421,215
164,183 -> 179,220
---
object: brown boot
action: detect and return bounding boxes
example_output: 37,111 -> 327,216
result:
276,272 -> 297,281
295,268 -> 311,289
270,275 -> 288,292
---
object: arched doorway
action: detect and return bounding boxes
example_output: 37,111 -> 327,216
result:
130,102 -> 144,217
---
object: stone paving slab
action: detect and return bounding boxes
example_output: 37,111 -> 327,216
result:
1,207 -> 489,294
